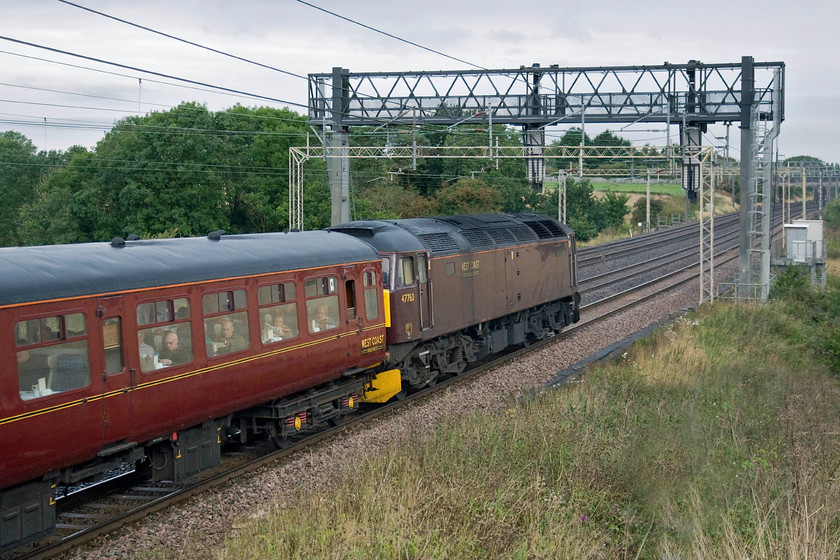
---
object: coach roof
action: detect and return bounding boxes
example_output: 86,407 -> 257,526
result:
0,231 -> 379,307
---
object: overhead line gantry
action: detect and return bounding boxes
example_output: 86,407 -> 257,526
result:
307,57 -> 785,300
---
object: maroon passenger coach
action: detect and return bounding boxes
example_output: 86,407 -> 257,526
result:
0,230 -> 386,551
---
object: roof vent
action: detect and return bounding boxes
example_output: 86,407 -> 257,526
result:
127,234 -> 140,241
110,236 -> 126,248
208,230 -> 226,241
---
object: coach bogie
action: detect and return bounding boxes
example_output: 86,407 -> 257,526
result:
0,480 -> 55,553
149,421 -> 222,483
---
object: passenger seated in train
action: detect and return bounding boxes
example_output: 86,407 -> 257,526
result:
138,331 -> 156,371
159,331 -> 192,366
213,319 -> 247,355
16,346 -> 50,396
311,303 -> 336,332
262,313 -> 294,343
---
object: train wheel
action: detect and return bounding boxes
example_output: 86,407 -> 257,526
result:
269,435 -> 295,450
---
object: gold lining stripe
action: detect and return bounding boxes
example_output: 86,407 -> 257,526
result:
1,322 -> 386,427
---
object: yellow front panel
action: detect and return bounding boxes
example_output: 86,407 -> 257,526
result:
360,368 -> 401,403
383,289 -> 391,328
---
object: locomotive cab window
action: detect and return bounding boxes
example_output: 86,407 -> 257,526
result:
137,297 -> 193,372
15,313 -> 90,399
381,257 -> 392,289
417,254 -> 428,283
204,289 -> 250,357
305,276 -> 339,333
259,281 -> 299,344
398,256 -> 415,286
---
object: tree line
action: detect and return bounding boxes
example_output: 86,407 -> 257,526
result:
1,102 -> 641,247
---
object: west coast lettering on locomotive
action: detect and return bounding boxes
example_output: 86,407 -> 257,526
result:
461,259 -> 480,277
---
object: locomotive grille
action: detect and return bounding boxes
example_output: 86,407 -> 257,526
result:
460,230 -> 494,250
418,233 -> 459,254
486,228 -> 515,245
508,225 -> 539,242
538,220 -> 565,237
523,221 -> 554,239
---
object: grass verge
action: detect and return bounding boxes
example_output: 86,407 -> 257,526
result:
212,275 -> 840,560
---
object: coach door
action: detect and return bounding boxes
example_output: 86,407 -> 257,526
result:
96,296 -> 133,445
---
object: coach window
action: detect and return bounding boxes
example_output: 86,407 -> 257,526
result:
398,256 -> 415,286
344,280 -> 357,320
15,312 -> 90,400
363,269 -> 379,320
204,289 -> 250,357
305,276 -> 339,333
102,317 -> 124,374
137,297 -> 193,372
258,281 -> 299,344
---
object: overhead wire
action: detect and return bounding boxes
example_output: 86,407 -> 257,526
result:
57,0 -> 309,82
294,0 -> 486,71
0,35 -> 306,109
0,49 -> 281,103
0,81 -> 170,109
7,4 -> 660,177
7,3 -> 536,149
51,1 -> 437,125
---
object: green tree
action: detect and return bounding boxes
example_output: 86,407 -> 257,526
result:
0,131 -> 57,245
592,129 -> 631,147
21,102 -> 313,243
17,146 -> 95,245
596,192 -> 631,229
435,178 -> 502,214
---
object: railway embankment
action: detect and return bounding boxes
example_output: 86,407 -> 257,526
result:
210,229 -> 840,559
59,211 -> 839,560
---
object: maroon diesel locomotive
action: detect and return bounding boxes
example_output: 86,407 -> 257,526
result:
0,213 -> 578,552
331,213 -> 580,391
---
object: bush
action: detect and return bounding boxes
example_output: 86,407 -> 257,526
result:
630,196 -> 665,225
824,198 -> 840,229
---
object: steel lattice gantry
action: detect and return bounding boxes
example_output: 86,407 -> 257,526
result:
309,59 -> 783,127
308,58 -> 784,197
307,58 -> 785,303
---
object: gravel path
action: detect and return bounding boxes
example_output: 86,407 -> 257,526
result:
62,263 -> 731,560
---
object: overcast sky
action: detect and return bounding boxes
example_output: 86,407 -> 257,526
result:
2,0 -> 838,163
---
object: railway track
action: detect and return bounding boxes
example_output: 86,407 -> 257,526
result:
6,206 -> 809,560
